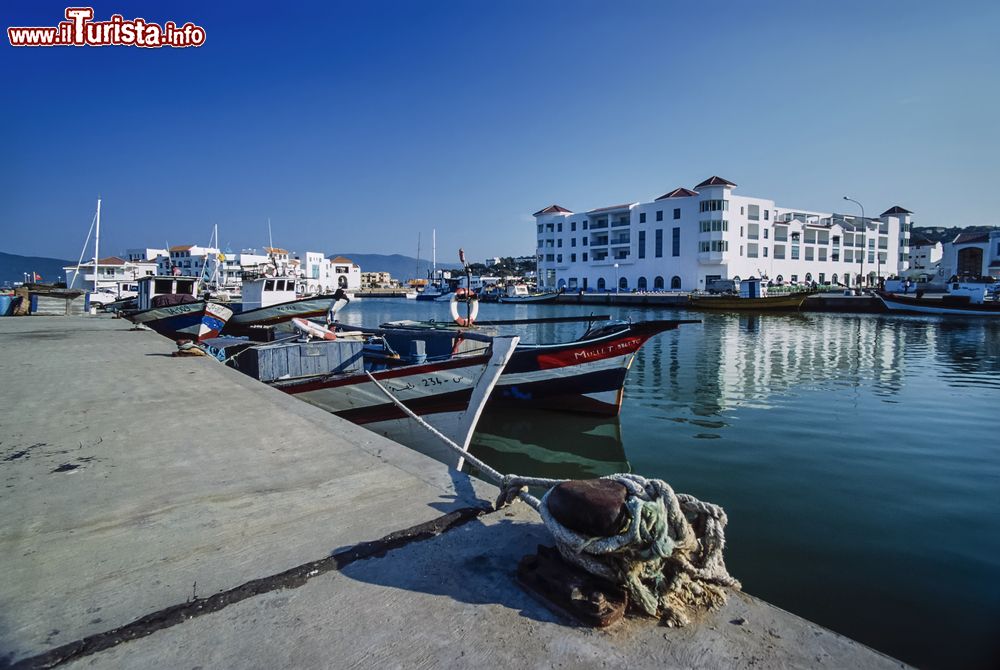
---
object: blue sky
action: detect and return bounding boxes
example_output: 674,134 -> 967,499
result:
2,0 -> 998,262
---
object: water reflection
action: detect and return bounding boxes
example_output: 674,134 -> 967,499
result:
468,408 -> 629,480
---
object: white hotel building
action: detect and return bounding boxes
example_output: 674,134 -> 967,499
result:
534,176 -> 911,292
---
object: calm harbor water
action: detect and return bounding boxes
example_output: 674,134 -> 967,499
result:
336,298 -> 1000,669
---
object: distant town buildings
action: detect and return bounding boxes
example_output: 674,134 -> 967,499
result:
533,176 -> 912,291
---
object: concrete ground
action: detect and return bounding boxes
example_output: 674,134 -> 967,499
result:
0,316 -> 906,669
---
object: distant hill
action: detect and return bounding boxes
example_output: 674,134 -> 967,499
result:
331,253 -> 463,281
912,225 -> 997,244
0,251 -> 74,285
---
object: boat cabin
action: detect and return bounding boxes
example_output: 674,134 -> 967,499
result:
506,284 -> 530,298
240,276 -> 297,311
947,276 -> 1000,304
739,278 -> 767,298
136,275 -> 199,311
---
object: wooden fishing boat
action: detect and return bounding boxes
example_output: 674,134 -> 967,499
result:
876,291 -> 1000,317
369,318 -> 696,416
687,291 -> 811,312
266,332 -> 519,465
224,277 -> 345,333
125,276 -> 233,342
498,284 -> 561,304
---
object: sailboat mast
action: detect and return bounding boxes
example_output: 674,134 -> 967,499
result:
94,198 -> 101,295
416,232 -> 421,280
432,228 -> 437,282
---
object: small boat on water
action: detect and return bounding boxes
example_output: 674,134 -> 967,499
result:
125,276 -> 233,342
877,288 -> 1000,317
498,284 -> 561,304
369,318 -> 695,416
688,279 -> 811,312
224,276 -> 345,333
228,324 -> 520,466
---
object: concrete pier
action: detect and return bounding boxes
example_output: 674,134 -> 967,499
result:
0,316 -> 906,669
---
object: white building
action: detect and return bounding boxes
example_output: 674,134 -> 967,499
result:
533,176 -> 911,292
64,256 -> 157,294
906,237 -> 943,279
158,245 -> 223,280
940,229 -> 1000,279
125,248 -> 167,262
328,256 -> 362,291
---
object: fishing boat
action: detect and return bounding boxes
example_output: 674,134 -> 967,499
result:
368,317 -> 696,416
498,284 -> 561,304
261,328 -> 520,466
125,275 -> 233,342
876,292 -> 1000,316
224,276 -> 344,333
688,279 -> 811,312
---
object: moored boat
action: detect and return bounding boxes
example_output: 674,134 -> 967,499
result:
370,318 -> 696,416
498,284 -> 561,304
688,291 -> 811,312
876,291 -> 1000,316
224,276 -> 345,333
125,276 -> 233,341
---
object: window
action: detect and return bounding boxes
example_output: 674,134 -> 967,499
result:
546,254 -> 555,262
557,254 -> 562,263
557,223 -> 563,232
698,240 -> 729,252
557,239 -> 562,248
656,210 -> 663,221
619,277 -> 628,290
571,238 -> 576,247
582,252 -> 588,262
763,247 -> 768,257
638,230 -> 646,259
671,276 -> 682,289
764,209 -> 769,221
764,229 -> 769,239
597,277 -> 606,290
637,276 -> 647,290
673,208 -> 680,220
654,276 -> 664,289
672,227 -> 680,256
582,237 -> 588,246
699,199 -> 729,212
748,204 -> 760,221
571,254 -> 576,262
639,212 -> 646,223
655,229 -> 663,257
583,221 -> 588,230
805,247 -> 814,261
571,221 -> 577,232
698,220 -> 729,232
791,275 -> 798,284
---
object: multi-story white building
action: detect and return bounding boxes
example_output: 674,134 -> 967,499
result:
940,229 -> 1000,279
328,256 -> 362,291
906,237 -> 943,279
125,248 -> 167,262
533,176 -> 911,292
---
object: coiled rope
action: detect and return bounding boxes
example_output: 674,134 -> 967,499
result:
364,372 -> 741,626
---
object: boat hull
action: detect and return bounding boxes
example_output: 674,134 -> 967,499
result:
498,292 -> 560,304
225,295 -> 339,330
688,292 -> 810,311
877,292 -> 1000,316
127,301 -> 233,341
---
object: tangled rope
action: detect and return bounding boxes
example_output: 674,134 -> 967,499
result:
363,372 -> 740,626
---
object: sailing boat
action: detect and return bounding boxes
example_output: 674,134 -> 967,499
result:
416,228 -> 449,301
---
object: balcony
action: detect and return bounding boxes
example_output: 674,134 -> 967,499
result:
698,251 -> 727,263
610,235 -> 631,245
590,221 -> 608,230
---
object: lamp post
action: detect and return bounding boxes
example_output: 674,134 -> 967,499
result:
843,196 -> 865,288
614,263 -> 620,294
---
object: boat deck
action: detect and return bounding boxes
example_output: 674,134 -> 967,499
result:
0,316 -> 906,669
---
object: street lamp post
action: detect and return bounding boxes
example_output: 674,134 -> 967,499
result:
843,196 -> 865,288
614,263 -> 620,294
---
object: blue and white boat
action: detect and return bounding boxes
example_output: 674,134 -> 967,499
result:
126,276 -> 233,341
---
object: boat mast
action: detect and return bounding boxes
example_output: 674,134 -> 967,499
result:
432,228 -> 437,284
94,197 -> 101,296
416,232 -> 421,281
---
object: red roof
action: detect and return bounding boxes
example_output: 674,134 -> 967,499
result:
694,176 -> 737,189
98,256 -> 126,265
953,232 -> 991,245
533,204 -> 573,216
264,246 -> 289,254
655,187 -> 699,201
880,205 -> 912,217
169,245 -> 193,252
586,203 -> 633,214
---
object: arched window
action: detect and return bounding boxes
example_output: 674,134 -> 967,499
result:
619,277 -> 628,290
776,274 -> 784,284
557,278 -> 566,289
832,273 -> 839,285
732,275 -> 741,283
597,277 -> 606,291
671,276 -> 682,289
637,276 -> 647,291
805,272 -> 813,283
338,276 -> 348,289
654,276 -> 664,290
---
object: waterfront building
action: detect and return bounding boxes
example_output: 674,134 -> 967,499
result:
906,237 -> 943,279
328,256 -> 362,290
124,248 -> 167,262
361,271 -> 393,288
940,229 -> 1000,279
63,256 -> 157,293
533,176 -> 911,292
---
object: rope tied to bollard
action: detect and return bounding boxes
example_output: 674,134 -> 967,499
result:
364,371 -> 740,626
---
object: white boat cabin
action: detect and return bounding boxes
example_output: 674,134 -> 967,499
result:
137,275 -> 199,310
947,277 -> 1000,304
506,284 -> 530,298
241,276 -> 298,310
